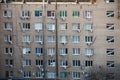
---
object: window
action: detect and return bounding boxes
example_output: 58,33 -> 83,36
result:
23,71 -> 31,78
107,61 -> 114,67
106,36 -> 114,43
3,10 -> 12,18
36,72 -> 43,78
21,10 -> 30,18
60,36 -> 68,44
72,36 -> 80,43
47,72 -> 56,78
106,23 -> 114,30
4,35 -> 12,43
47,23 -> 55,31
85,60 -> 93,67
84,11 -> 92,19
60,10 -> 67,18
85,36 -> 93,44
5,71 -> 13,78
73,72 -> 80,79
72,11 -> 80,18
85,48 -> 94,57
60,60 -> 68,67
4,23 -> 12,31
22,23 -> 30,31
85,23 -> 93,32
22,59 -> 31,67
106,49 -> 114,56
35,23 -> 42,31
60,48 -> 68,55
48,48 -> 55,56
106,11 -> 114,17
73,48 -> 80,55
72,23 -> 80,32
36,60 -> 43,66
23,48 -> 31,55
47,11 -> 55,18
48,60 -> 55,67
22,35 -> 30,43
105,0 -> 114,3
35,10 -> 42,17
47,36 -> 55,42
60,72 -> 68,78
60,23 -> 67,30
4,47 -> 13,54
5,59 -> 13,66
73,60 -> 80,67
35,48 -> 43,56
35,35 -> 43,43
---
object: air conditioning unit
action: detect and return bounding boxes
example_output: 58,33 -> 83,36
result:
8,41 -> 12,44
32,72 -> 35,76
22,29 -> 26,32
88,29 -> 93,32
61,17 -> 66,21
38,41 -> 43,44
26,41 -> 31,44
20,16 -> 25,20
37,65 -> 41,69
49,53 -> 54,57
60,54 -> 66,56
86,42 -> 92,45
9,53 -> 13,56
77,29 -> 80,32
51,17 -> 55,20
36,53 -> 41,56
86,54 -> 93,57
9,65 -> 13,68
106,0 -> 109,3
63,66 -> 67,69
36,29 -> 40,32
51,30 -> 55,32
61,41 -> 67,45
8,28 -> 12,31
7,16 -> 12,19
25,16 -> 30,19
19,69 -> 23,73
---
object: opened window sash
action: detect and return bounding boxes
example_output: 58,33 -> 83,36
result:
47,23 -> 55,31
35,23 -> 42,31
85,48 -> 93,56
60,36 -> 68,43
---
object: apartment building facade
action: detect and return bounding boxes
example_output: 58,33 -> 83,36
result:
0,0 -> 120,80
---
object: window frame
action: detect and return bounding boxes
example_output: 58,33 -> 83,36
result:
22,60 -> 31,67
36,59 -> 43,66
47,10 -> 55,18
60,10 -> 67,18
72,11 -> 80,18
106,11 -> 114,17
106,49 -> 114,56
48,59 -> 55,67
3,10 -> 12,18
72,72 -> 80,79
22,35 -> 31,42
72,36 -> 80,43
106,36 -> 114,43
107,61 -> 114,67
73,60 -> 80,67
60,48 -> 68,55
73,48 -> 80,55
85,60 -> 93,67
60,72 -> 68,78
